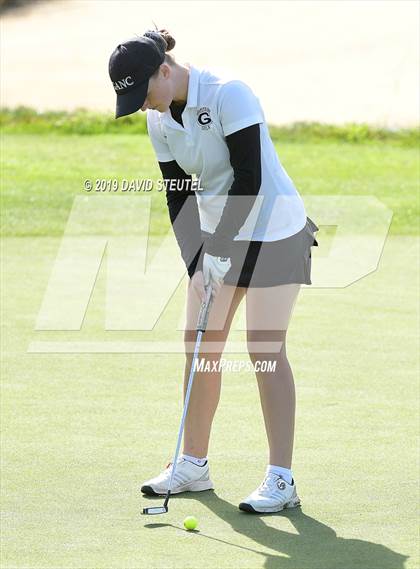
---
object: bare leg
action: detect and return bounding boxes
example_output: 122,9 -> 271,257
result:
182,282 -> 246,458
246,284 -> 301,468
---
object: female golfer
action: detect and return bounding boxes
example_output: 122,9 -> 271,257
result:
109,28 -> 319,513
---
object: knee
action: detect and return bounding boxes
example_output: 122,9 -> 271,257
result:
184,329 -> 227,361
247,330 -> 287,362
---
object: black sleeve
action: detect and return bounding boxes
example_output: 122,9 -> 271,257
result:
158,160 -> 205,277
204,123 -> 262,258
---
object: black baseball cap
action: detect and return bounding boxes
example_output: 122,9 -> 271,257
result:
109,35 -> 165,119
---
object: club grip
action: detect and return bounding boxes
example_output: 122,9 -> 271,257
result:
196,285 -> 213,332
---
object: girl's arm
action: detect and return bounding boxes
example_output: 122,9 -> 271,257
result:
204,123 -> 262,258
159,160 -> 205,278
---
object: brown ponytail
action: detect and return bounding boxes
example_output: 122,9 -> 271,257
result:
144,26 -> 176,75
143,28 -> 175,55
157,29 -> 176,52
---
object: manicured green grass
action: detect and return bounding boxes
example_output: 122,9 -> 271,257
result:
1,134 -> 419,238
1,130 -> 419,568
1,235 -> 418,568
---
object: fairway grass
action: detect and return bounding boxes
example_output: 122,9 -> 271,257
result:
1,133 -> 419,568
1,134 -> 419,237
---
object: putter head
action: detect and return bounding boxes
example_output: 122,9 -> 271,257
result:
142,506 -> 168,515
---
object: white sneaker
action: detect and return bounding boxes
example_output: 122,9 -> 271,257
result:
141,458 -> 214,496
239,473 -> 301,513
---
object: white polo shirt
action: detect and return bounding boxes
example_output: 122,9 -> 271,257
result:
147,64 -> 307,241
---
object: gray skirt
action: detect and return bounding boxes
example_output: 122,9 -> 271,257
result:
201,216 -> 319,288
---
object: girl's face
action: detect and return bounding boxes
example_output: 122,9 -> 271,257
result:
141,65 -> 173,113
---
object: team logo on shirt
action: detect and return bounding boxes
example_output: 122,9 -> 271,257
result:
197,107 -> 212,130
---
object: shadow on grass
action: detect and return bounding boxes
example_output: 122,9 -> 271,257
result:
142,490 -> 409,569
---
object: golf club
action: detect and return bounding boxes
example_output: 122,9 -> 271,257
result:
142,283 -> 214,515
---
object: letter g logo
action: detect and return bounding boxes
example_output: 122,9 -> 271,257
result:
198,112 -> 211,126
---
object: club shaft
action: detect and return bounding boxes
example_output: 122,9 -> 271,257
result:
166,329 -> 203,494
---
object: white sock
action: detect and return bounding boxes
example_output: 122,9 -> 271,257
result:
267,464 -> 293,484
181,453 -> 208,467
